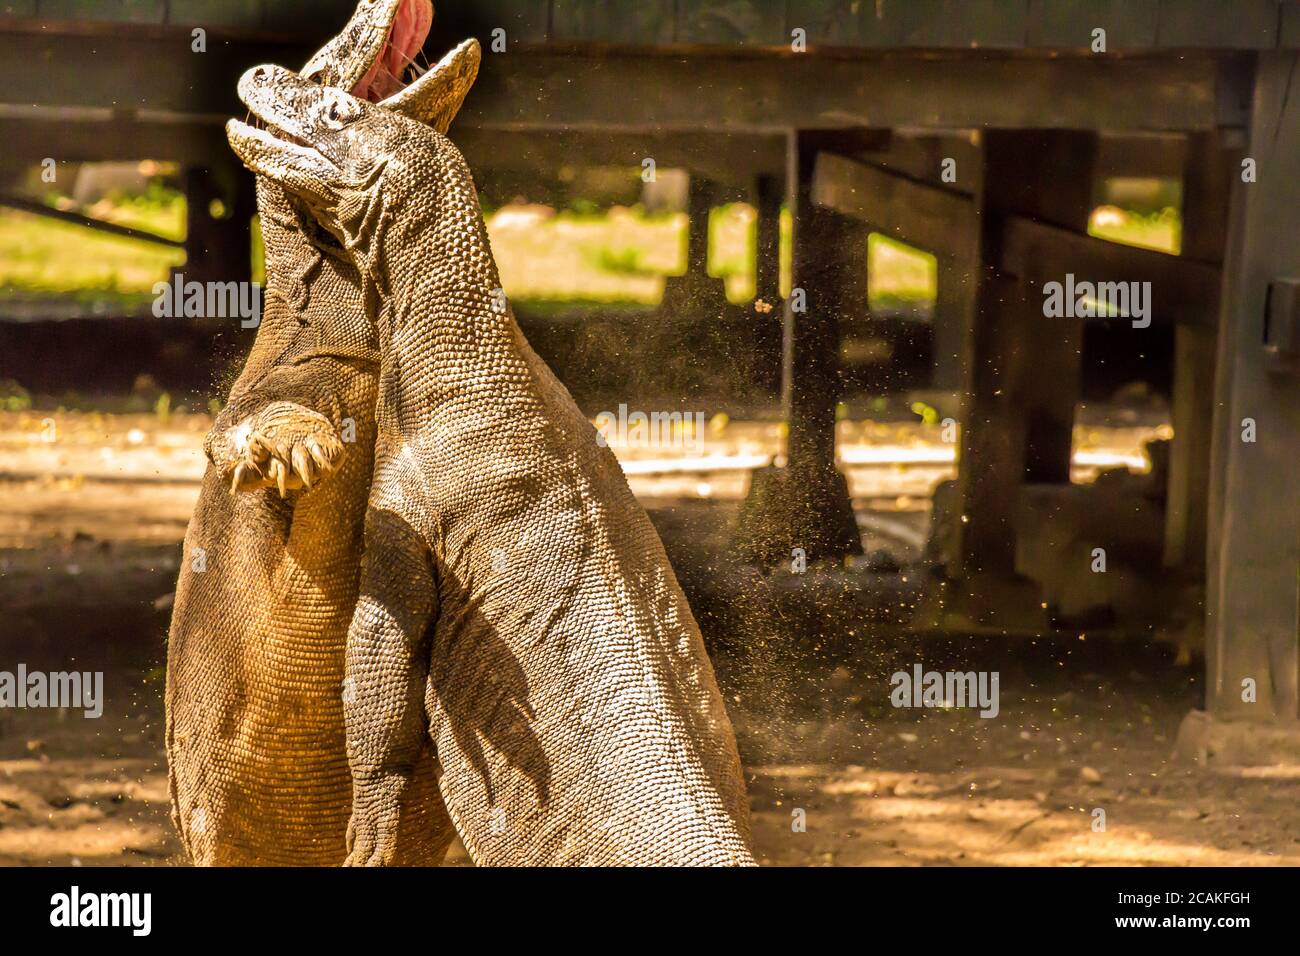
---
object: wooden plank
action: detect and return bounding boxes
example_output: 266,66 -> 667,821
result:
811,152 -> 976,257
1097,133 -> 1187,178
551,0 -> 674,44
1281,1 -> 1300,47
0,39 -> 1234,133
462,51 -> 1227,132
871,133 -> 980,190
168,0 -> 264,30
999,215 -> 1222,327
845,132 -> 982,390
1157,0 -> 1279,49
261,0 -> 354,34
862,0 -> 1030,49
1205,51 -> 1300,723
447,0 -> 550,43
453,129 -> 785,184
788,0 -> 867,46
677,0 -> 787,45
1027,0 -> 1159,50
0,112 -> 228,163
36,0 -> 164,23
659,174 -> 729,316
0,31 -> 306,115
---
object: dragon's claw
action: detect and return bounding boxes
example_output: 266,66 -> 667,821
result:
213,401 -> 345,496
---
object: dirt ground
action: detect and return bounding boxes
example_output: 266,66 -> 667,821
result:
1,411 -> 1296,867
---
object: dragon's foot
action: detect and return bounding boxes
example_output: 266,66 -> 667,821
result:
208,401 -> 345,496
343,773 -> 405,866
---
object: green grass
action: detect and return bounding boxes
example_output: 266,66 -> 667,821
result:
0,186 -> 1180,312
868,233 -> 937,311
1088,205 -> 1180,254
0,184 -> 184,304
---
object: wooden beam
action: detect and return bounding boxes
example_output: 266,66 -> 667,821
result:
35,1 -> 167,27
5,2 -> 1294,51
0,111 -> 228,164
1157,0 -> 1279,50
0,33 -> 1240,135
1026,0 -> 1160,51
1097,133 -> 1187,178
815,133 -> 981,390
455,51 -> 1234,133
999,215 -> 1222,327
811,152 -> 975,257
0,31 -> 309,117
454,129 -> 786,184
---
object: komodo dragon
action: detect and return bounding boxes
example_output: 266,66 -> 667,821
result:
165,0 -> 478,865
228,64 -> 757,866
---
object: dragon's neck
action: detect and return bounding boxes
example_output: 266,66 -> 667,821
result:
369,178 -> 534,425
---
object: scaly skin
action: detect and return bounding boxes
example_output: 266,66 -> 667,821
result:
165,0 -> 454,866
229,67 -> 756,866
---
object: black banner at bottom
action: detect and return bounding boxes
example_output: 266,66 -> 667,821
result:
0,865 -> 1280,943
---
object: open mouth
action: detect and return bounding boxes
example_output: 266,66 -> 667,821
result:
243,0 -> 433,149
350,0 -> 434,103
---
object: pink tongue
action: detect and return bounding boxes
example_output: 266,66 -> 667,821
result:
350,0 -> 431,102
351,60 -> 382,101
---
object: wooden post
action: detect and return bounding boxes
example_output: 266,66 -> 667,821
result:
1164,325 -> 1217,569
661,173 -> 728,317
685,173 -> 712,286
932,140 -> 983,393
1204,54 -> 1300,727
913,130 -> 1097,630
754,173 -> 783,308
932,252 -> 976,391
957,130 -> 1096,574
181,161 -> 254,286
732,131 -> 862,566
1164,133 -> 1235,572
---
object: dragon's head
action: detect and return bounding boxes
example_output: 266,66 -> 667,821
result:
250,0 -> 478,258
228,39 -> 479,306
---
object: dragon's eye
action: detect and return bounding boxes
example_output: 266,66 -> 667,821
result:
321,95 -> 355,129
